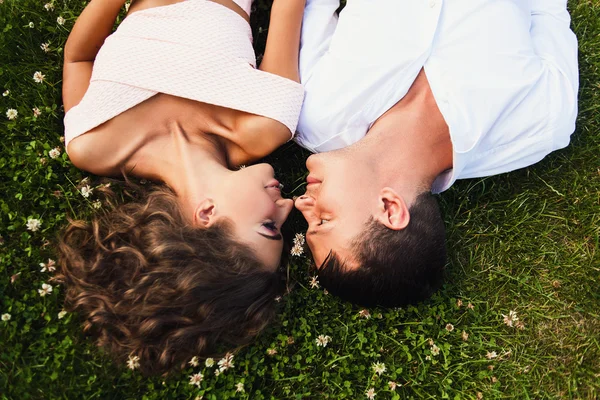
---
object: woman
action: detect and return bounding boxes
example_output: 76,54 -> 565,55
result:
56,0 -> 305,375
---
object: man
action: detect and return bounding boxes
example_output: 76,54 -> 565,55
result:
293,0 -> 579,306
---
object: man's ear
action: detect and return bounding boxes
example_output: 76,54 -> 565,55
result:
374,187 -> 410,230
193,198 -> 217,227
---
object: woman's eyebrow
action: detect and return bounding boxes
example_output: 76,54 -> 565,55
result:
258,232 -> 283,241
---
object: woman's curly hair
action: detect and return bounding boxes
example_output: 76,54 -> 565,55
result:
55,179 -> 284,375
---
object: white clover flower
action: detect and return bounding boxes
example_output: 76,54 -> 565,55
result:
235,382 -> 244,393
49,147 -> 61,159
456,299 -> 463,308
26,218 -> 41,232
309,276 -> 319,289
502,310 -> 519,327
44,2 -> 54,11
486,351 -> 498,360
124,1 -> 130,12
58,310 -> 67,319
6,108 -> 18,120
40,259 -> 56,272
127,354 -> 140,370
39,157 -> 47,165
430,344 -> 440,356
358,309 -> 371,319
57,16 -> 65,25
33,71 -> 46,83
40,42 -> 50,52
2,90 -> 9,97
315,334 -> 331,347
293,233 -> 305,246
189,372 -> 203,386
188,356 -> 199,367
467,302 -> 475,310
425,355 -> 431,361
32,107 -> 42,117
388,381 -> 398,391
28,22 -> 34,28
445,323 -> 454,332
214,369 -> 221,377
1,313 -> 11,321
80,185 -> 93,198
38,283 -> 53,297
205,357 -> 214,368
266,348 -> 277,356
290,243 -> 303,256
515,320 -> 525,330
372,361 -> 386,376
217,352 -> 234,372
92,200 -> 102,209
461,330 -> 469,341
365,388 -> 376,399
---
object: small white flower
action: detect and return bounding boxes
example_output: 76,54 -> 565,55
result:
58,310 -> 67,319
372,361 -> 386,376
445,323 -> 454,332
124,1 -> 130,12
28,22 -> 34,28
309,276 -> 319,289
293,233 -> 305,246
486,351 -> 498,360
57,16 -> 65,25
38,283 -> 53,297
92,200 -> 102,209
214,369 -> 221,377
358,309 -> 371,319
204,357 -> 214,367
32,107 -> 42,117
49,147 -> 61,159
388,381 -> 398,391
290,243 -> 304,256
40,158 -> 47,165
425,355 -> 431,361
430,344 -> 440,356
217,352 -> 234,372
33,71 -> 46,83
127,354 -> 140,370
6,108 -> 18,120
461,330 -> 469,341
365,388 -> 376,400
315,334 -> 331,347
266,348 -> 277,356
26,218 -> 41,232
2,90 -> 9,97
188,356 -> 199,367
235,382 -> 244,393
189,372 -> 203,386
1,313 -> 11,321
44,2 -> 54,11
80,185 -> 93,198
502,310 -> 519,328
40,42 -> 50,52
467,302 -> 475,310
39,259 -> 56,272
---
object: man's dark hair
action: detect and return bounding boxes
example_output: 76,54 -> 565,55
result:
317,192 -> 446,307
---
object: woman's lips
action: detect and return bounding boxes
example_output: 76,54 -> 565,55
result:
306,176 -> 321,184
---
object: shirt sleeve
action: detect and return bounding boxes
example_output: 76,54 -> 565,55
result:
299,0 -> 340,83
529,0 -> 579,135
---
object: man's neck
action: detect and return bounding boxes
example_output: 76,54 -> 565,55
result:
356,70 -> 453,195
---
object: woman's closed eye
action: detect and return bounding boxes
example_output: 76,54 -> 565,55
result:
259,221 -> 282,240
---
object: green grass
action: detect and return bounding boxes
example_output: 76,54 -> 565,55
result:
1,0 -> 599,399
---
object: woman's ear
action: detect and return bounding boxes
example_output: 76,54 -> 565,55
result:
193,199 -> 217,227
374,187 -> 410,230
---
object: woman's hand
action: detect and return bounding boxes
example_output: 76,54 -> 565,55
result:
258,0 -> 306,82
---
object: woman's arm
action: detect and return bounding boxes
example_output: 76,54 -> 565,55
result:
258,0 -> 306,82
63,0 -> 127,112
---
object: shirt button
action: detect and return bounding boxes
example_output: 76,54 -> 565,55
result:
429,0 -> 436,7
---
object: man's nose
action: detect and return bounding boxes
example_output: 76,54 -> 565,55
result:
294,195 -> 314,211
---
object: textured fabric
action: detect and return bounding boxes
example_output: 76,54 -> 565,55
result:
232,0 -> 252,15
64,0 -> 305,146
296,0 -> 578,193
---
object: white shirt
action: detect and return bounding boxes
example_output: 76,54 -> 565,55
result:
296,0 -> 579,192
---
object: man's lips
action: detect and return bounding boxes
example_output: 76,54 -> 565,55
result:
306,176 -> 321,184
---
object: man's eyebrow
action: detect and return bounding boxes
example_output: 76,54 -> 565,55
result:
258,232 -> 282,241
